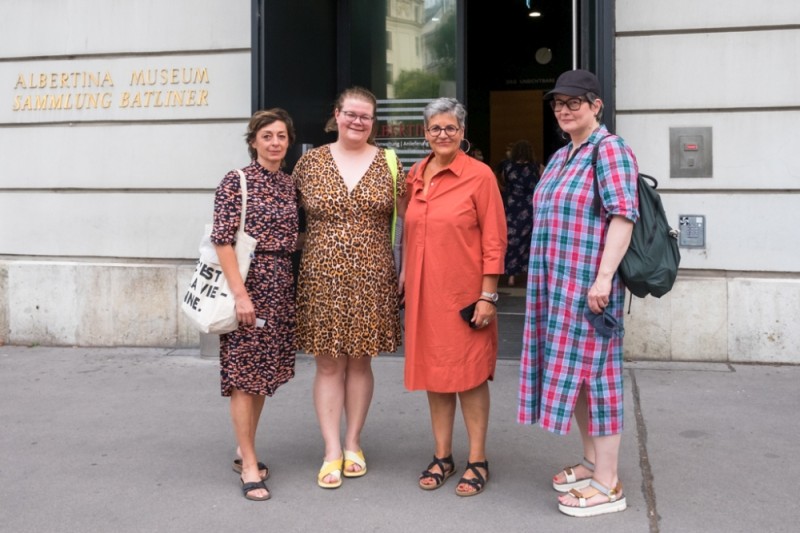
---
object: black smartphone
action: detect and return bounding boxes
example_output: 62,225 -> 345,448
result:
459,301 -> 479,329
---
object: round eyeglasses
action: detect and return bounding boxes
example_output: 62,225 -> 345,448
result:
340,110 -> 374,123
426,125 -> 461,137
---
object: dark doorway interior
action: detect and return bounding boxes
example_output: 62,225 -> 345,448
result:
254,1 -> 610,171
464,1 -> 574,171
255,0 -> 338,168
256,0 -> 392,170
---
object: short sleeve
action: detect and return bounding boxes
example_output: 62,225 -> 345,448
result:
210,171 -> 242,245
596,137 -> 639,223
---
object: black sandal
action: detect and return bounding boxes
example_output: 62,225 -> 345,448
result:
418,454 -> 456,490
233,459 -> 270,480
455,460 -> 489,497
240,477 -> 271,501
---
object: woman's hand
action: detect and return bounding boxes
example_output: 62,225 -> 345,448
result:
234,291 -> 256,326
587,277 -> 612,314
295,232 -> 306,251
214,243 -> 254,326
471,299 -> 497,329
588,215 -> 634,313
397,269 -> 405,307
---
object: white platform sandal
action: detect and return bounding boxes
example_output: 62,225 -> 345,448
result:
558,479 -> 627,517
552,457 -> 594,492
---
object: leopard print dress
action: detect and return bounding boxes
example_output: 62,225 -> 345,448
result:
293,145 -> 402,358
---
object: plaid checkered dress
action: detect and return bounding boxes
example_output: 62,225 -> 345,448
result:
518,127 -> 639,436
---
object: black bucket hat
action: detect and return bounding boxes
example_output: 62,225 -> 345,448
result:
544,69 -> 601,100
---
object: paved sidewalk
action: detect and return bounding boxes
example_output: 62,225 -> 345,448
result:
0,346 -> 797,533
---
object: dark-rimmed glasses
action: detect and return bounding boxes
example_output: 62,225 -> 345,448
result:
550,97 -> 586,112
426,125 -> 460,136
340,110 -> 374,123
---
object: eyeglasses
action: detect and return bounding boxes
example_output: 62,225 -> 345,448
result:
426,125 -> 461,136
340,110 -> 374,123
550,97 -> 586,112
584,307 -> 624,339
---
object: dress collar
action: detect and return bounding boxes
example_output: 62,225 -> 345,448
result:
568,125 -> 609,153
252,160 -> 281,177
417,150 -> 469,179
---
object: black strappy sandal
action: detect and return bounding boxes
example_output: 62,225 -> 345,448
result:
240,478 -> 271,501
455,460 -> 489,497
232,459 -> 270,480
418,454 -> 456,490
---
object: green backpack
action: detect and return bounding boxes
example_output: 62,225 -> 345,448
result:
592,136 -> 680,298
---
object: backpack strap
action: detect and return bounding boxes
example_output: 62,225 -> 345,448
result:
385,148 -> 399,244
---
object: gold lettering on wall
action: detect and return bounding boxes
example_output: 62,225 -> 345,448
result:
14,71 -> 114,90
129,68 -> 210,86
118,89 -> 209,108
11,66 -> 211,112
12,92 -> 114,111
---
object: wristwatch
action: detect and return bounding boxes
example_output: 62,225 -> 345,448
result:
480,291 -> 499,303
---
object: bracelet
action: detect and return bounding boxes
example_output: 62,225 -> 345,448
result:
477,298 -> 497,306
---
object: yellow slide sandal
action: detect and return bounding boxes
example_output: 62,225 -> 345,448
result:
343,449 -> 367,478
317,456 -> 343,489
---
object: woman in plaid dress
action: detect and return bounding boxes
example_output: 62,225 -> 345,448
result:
518,70 -> 639,517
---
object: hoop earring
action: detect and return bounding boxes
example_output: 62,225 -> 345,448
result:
422,139 -> 430,150
460,138 -> 472,154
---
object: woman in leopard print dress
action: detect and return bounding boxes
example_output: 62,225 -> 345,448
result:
293,87 -> 402,489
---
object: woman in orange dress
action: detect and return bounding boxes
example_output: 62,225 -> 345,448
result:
400,97 -> 506,496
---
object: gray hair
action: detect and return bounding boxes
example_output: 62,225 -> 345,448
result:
586,92 -> 604,122
423,97 -> 467,129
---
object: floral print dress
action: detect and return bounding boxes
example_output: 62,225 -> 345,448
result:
211,161 -> 298,396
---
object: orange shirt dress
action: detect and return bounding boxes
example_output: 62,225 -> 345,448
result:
403,151 -> 507,393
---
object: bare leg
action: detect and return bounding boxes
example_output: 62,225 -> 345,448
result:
313,354 -> 346,483
559,386 -> 622,506
419,391 -> 457,487
237,394 -> 266,456
456,381 -> 490,493
343,356 -> 374,473
231,389 -> 268,499
553,386 -> 594,484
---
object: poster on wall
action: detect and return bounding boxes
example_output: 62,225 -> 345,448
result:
375,98 -> 433,168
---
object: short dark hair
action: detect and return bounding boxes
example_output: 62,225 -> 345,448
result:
510,140 -> 534,163
245,108 -> 296,160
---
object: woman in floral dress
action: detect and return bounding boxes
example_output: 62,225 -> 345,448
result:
211,108 -> 298,501
499,139 -> 540,286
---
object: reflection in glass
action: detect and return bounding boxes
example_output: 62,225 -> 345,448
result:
385,0 -> 456,99
380,1 -> 458,166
